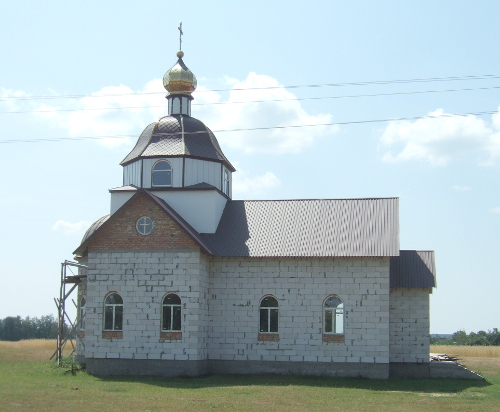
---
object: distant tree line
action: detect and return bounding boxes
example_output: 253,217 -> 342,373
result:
432,329 -> 500,346
0,315 -> 59,341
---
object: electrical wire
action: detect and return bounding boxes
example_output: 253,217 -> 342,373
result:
3,85 -> 500,115
0,110 -> 495,144
2,73 -> 500,102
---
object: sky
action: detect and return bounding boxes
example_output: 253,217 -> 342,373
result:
0,0 -> 499,334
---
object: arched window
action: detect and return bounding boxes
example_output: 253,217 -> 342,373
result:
223,168 -> 229,196
79,296 -> 86,330
259,296 -> 279,333
324,295 -> 344,334
162,293 -> 181,331
104,293 -> 123,331
152,160 -> 172,187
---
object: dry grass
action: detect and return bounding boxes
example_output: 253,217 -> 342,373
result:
0,339 -> 57,350
431,345 -> 500,358
0,340 -> 74,362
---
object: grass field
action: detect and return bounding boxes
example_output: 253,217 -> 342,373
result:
0,341 -> 499,411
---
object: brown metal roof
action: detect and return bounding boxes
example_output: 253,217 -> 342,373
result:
201,198 -> 399,257
390,250 -> 436,288
120,115 -> 235,171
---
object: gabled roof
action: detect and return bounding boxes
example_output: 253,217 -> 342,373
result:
74,189 -> 213,256
390,250 -> 436,288
120,114 -> 235,171
201,198 -> 399,257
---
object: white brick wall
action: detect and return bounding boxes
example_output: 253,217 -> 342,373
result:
208,256 -> 390,363
389,289 -> 430,363
80,250 -> 209,361
77,253 -> 428,366
76,261 -> 88,359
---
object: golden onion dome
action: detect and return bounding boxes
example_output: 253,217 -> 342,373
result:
163,51 -> 197,95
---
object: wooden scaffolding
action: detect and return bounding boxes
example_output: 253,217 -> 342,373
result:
51,260 -> 87,365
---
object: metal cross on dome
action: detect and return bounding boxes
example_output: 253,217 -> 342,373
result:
178,21 -> 183,51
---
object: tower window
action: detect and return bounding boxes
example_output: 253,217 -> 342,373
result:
152,160 -> 172,187
223,168 -> 229,196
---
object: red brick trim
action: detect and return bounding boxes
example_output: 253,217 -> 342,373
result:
258,333 -> 280,342
102,331 -> 123,339
84,191 -> 202,252
160,331 -> 182,341
322,334 -> 345,343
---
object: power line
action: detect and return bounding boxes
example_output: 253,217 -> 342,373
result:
1,109 -> 496,144
2,73 -> 500,102
3,85 -> 500,115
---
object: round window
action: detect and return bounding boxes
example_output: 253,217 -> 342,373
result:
136,216 -> 153,235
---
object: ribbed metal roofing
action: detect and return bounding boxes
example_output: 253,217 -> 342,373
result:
81,214 -> 109,244
390,250 -> 436,288
120,115 -> 235,171
202,198 -> 399,257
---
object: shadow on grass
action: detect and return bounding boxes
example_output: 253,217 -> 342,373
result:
94,374 -> 492,393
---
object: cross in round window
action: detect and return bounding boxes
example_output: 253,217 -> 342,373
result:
136,216 -> 153,235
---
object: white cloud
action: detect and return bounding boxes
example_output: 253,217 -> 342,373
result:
489,207 -> 500,214
36,80 -> 167,147
11,72 -> 336,153
452,185 -> 472,191
380,108 -> 500,166
194,72 -> 337,154
233,170 -> 281,197
52,220 -> 91,235
0,87 -> 43,114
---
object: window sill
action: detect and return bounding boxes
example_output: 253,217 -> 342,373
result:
160,331 -> 182,341
102,331 -> 123,339
322,334 -> 345,343
258,333 -> 280,342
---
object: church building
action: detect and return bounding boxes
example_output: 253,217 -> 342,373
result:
73,49 -> 436,379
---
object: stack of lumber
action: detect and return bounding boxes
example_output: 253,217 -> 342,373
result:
430,353 -> 460,362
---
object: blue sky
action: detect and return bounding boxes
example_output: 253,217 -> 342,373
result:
1,1 -> 499,333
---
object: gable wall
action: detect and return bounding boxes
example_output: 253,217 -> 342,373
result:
208,257 -> 391,367
88,192 -> 199,251
389,288 -> 430,363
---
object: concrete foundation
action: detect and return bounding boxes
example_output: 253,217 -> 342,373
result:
86,359 -> 209,377
429,361 -> 484,380
83,358 -> 484,380
84,358 -> 389,379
